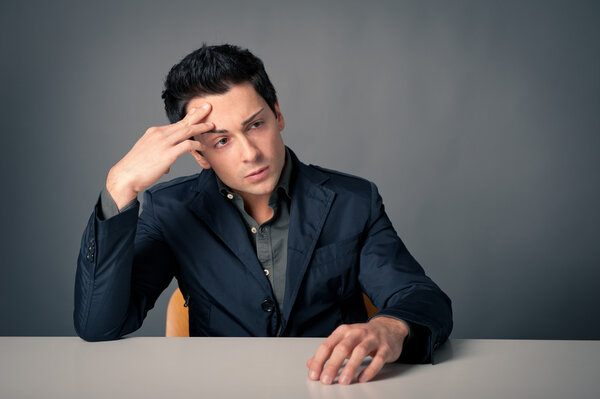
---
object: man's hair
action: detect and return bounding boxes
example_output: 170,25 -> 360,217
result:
161,44 -> 277,123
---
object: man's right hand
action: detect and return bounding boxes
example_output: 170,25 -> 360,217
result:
106,103 -> 214,209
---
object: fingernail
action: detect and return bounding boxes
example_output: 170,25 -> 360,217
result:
358,374 -> 368,383
321,375 -> 332,385
340,375 -> 350,385
202,103 -> 210,109
309,370 -> 318,380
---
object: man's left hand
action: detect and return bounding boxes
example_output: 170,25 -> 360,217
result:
306,316 -> 409,385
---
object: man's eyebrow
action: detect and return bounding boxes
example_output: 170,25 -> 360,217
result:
201,107 -> 265,135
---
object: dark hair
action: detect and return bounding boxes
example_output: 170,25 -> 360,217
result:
161,44 -> 277,123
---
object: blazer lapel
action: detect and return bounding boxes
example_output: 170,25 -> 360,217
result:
282,159 -> 335,324
189,170 -> 272,292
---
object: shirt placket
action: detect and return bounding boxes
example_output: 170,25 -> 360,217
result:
254,224 -> 273,283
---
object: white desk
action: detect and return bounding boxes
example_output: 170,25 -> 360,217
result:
1,337 -> 598,398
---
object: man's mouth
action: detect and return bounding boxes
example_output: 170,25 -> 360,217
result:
245,166 -> 269,180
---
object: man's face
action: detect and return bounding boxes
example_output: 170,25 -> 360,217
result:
187,82 -> 286,201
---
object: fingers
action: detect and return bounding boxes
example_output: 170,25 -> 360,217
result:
151,103 -> 211,131
308,324 -> 370,385
307,325 -> 347,382
169,121 -> 215,145
357,353 -> 386,383
338,339 -> 379,385
180,103 -> 212,126
318,332 -> 364,385
168,103 -> 214,143
170,139 -> 204,158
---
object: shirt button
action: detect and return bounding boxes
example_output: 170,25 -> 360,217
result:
227,193 -> 234,200
251,227 -> 257,234
263,269 -> 270,276
261,299 -> 275,312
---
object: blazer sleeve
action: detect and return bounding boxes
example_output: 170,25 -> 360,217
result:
358,182 -> 453,363
73,191 -> 176,341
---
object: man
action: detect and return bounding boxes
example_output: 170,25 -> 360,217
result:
74,44 -> 452,385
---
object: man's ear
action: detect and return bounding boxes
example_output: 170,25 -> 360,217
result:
191,150 -> 211,170
274,100 -> 285,132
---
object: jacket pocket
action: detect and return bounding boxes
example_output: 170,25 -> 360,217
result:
308,233 -> 362,298
311,233 -> 361,267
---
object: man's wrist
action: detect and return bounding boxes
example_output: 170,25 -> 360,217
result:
106,170 -> 138,211
99,187 -> 137,220
369,315 -> 411,339
368,315 -> 410,340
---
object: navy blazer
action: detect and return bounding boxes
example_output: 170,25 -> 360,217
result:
74,149 -> 452,362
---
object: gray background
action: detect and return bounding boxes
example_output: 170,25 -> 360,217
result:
1,0 -> 598,339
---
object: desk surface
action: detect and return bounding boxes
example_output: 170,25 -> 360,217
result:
1,337 -> 599,398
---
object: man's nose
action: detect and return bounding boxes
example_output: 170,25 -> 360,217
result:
239,135 -> 260,162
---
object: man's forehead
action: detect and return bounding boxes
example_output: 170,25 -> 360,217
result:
187,85 -> 265,123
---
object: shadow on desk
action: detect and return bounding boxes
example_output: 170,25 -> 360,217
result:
368,339 -> 460,383
433,339 -> 461,365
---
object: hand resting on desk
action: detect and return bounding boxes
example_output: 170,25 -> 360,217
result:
307,316 -> 409,385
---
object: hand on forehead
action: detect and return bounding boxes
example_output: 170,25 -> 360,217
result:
186,82 -> 267,130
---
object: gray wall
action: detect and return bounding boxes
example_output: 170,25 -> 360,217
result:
1,0 -> 598,339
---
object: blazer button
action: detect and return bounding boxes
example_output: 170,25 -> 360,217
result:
261,299 -> 275,312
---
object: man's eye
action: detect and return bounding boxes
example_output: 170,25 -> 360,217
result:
250,121 -> 263,129
215,138 -> 228,147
